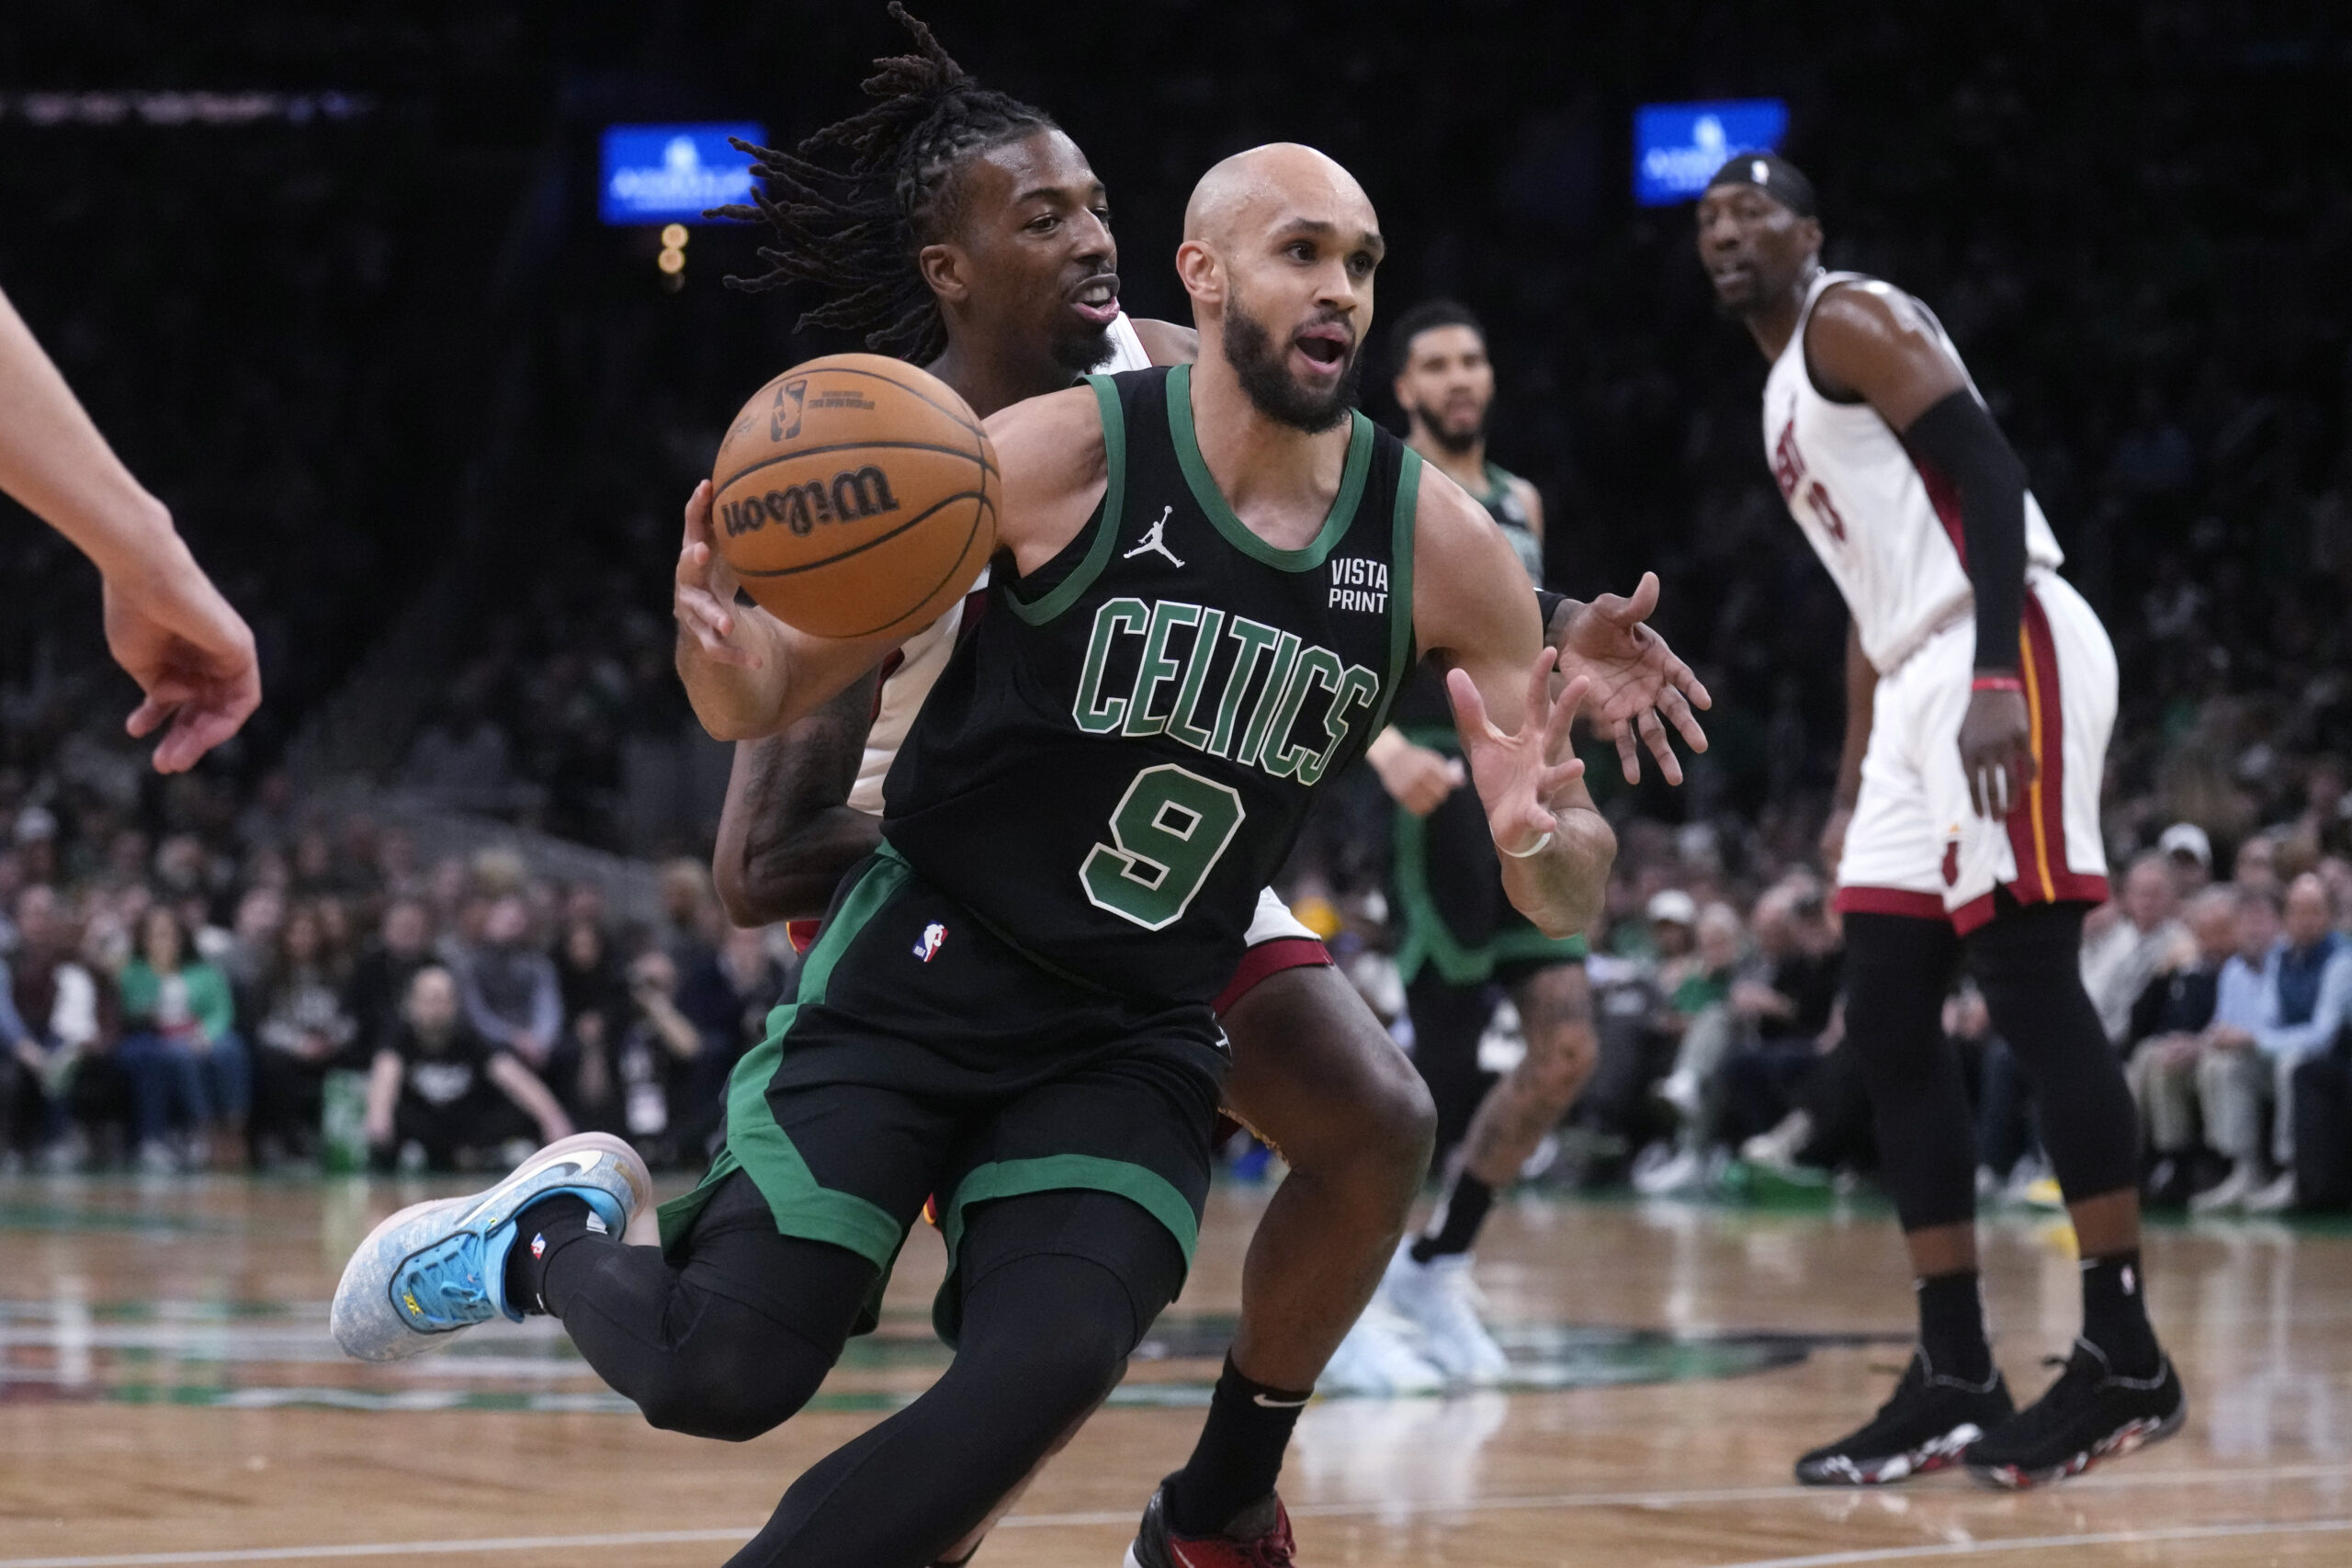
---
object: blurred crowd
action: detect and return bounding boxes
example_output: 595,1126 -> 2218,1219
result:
0,774 -> 789,1176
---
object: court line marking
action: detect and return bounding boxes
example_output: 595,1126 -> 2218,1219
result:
4,1463 -> 2346,1566
1706,1516 -> 2352,1568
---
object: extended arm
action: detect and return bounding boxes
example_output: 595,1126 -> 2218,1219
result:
0,284 -> 259,773
1413,468 -> 1613,937
713,671 -> 884,926
1539,578 -> 1712,784
1807,281 -> 2030,818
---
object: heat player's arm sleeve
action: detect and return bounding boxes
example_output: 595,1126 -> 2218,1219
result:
1904,389 -> 2028,672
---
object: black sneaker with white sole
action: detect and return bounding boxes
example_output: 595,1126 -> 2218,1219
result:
1795,1349 -> 2015,1485
1964,1338 -> 2186,1490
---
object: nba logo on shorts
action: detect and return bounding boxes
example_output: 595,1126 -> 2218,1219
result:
913,922 -> 947,963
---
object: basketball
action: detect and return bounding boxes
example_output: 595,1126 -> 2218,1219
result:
707,353 -> 998,639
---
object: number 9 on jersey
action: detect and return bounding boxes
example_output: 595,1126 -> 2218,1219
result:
1080,764 -> 1248,931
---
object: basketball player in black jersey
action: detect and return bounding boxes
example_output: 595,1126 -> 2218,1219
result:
456,141 -> 1620,1568
687,12 -> 1708,1560
1349,299 -> 1602,1384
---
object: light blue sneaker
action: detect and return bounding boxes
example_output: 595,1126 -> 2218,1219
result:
330,1133 -> 651,1362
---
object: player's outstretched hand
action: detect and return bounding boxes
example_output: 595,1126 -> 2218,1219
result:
1546,571 -> 1711,785
1446,649 -> 1589,858
1957,685 -> 2036,818
673,479 -> 762,670
102,540 -> 261,775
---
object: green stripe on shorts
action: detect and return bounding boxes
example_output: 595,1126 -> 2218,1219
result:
656,853 -> 912,1267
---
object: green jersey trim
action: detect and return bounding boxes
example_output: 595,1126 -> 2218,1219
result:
1368,447 -> 1422,738
1164,362 -> 1373,572
931,1152 -> 1200,1344
1004,375 -> 1128,626
654,854 -> 911,1268
1479,459 -> 1521,507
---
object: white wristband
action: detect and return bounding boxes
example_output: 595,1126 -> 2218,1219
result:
1501,831 -> 1554,860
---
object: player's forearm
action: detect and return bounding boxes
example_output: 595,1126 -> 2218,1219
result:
1499,805 -> 1614,940
715,677 -> 882,925
1903,389 -> 2027,672
674,618 -> 791,741
0,286 -> 177,578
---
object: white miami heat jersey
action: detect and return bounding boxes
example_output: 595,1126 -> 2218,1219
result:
1762,271 -> 2064,673
844,313 -> 1157,815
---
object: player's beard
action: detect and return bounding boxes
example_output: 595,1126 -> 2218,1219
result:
1222,288 -> 1361,434
1409,399 -> 1486,456
1049,317 -> 1116,376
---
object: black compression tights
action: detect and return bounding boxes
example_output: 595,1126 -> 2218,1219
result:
541,1178 -> 1185,1568
1844,901 -> 2140,1234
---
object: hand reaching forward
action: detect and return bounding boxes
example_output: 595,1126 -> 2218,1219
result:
1446,649 -> 1590,858
673,479 -> 763,670
1546,571 -> 1711,784
102,540 -> 262,774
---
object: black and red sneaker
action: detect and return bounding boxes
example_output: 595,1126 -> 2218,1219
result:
1964,1339 -> 2186,1490
1124,1479 -> 1295,1568
1795,1348 -> 2014,1485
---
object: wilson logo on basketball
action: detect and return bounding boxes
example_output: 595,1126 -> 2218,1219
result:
719,466 -> 901,538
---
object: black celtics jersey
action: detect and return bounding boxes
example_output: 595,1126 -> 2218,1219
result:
882,363 -> 1420,1006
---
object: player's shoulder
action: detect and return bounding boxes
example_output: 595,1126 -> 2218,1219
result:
983,383 -> 1105,468
1128,317 -> 1198,366
1806,275 -> 1936,347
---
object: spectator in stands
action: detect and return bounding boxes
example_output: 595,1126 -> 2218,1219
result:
1636,902 -> 1749,1193
2158,823 -> 2213,897
2125,887 -> 2238,1206
457,893 -> 560,1070
248,902 -> 356,1166
343,897 -> 434,1063
2234,834 -> 2281,897
2215,874 -> 2352,1213
1722,877 -> 1849,1171
2185,886 -> 2283,1209
116,905 -> 246,1171
671,925 -> 787,1161
363,964 -> 569,1172
2082,852 -> 2188,1049
0,886 -> 104,1164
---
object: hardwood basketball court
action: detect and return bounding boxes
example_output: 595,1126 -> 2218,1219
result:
2,1175 -> 2346,1566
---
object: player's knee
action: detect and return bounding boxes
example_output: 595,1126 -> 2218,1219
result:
636,1353 -> 825,1443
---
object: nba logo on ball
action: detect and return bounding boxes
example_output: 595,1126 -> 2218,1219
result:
771,378 -> 807,441
913,922 -> 947,963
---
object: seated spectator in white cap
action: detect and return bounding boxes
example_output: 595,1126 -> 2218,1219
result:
2158,822 -> 2212,896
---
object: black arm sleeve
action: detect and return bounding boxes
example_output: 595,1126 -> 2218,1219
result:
1902,389 -> 2028,671
1534,588 -> 1568,631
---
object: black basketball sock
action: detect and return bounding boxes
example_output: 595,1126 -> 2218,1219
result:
1165,1355 -> 1312,1536
1915,1269 -> 1994,1384
2079,1249 -> 2160,1375
502,1194 -> 594,1315
1410,1171 -> 1494,1262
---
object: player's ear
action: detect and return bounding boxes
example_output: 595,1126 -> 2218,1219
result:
918,243 -> 970,309
1174,239 -> 1222,309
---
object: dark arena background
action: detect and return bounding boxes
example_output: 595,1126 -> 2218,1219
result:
2,5 -> 2349,1565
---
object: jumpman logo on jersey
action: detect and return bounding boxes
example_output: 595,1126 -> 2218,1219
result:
1123,505 -> 1184,568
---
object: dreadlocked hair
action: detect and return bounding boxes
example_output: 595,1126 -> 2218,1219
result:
716,3 -> 1058,363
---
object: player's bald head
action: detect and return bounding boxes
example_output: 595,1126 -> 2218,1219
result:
1183,143 -> 1380,252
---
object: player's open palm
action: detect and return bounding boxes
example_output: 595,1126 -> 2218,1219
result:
673,479 -> 765,670
1548,570 -> 1712,785
1446,649 -> 1590,859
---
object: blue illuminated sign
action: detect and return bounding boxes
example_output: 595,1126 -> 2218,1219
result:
599,123 -> 765,225
1633,100 -> 1788,207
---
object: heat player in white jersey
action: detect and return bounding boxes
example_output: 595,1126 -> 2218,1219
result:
1700,153 -> 2182,1493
